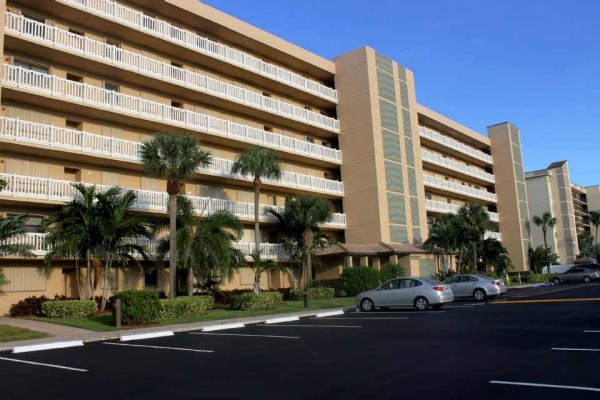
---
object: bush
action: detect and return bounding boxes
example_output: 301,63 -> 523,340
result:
287,287 -> 335,300
230,292 -> 283,311
432,269 -> 456,282
42,300 -> 97,318
94,295 -> 114,311
313,279 -> 345,297
340,266 -> 380,296
9,295 -> 50,317
159,296 -> 215,318
214,289 -> 253,305
111,290 -> 161,325
380,263 -> 406,282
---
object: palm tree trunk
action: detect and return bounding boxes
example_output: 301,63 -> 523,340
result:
86,249 -> 92,299
75,258 -> 82,299
254,181 -> 260,258
473,241 -> 477,273
169,193 -> 177,298
101,251 -> 111,311
542,227 -> 548,248
253,267 -> 261,294
596,225 -> 598,245
303,253 -> 309,308
187,267 -> 194,296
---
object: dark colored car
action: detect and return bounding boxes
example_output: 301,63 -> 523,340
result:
551,267 -> 600,284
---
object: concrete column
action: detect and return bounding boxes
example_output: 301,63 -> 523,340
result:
344,256 -> 353,268
372,257 -> 381,271
389,254 -> 398,264
360,256 -> 369,266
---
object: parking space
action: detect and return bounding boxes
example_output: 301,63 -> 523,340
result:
2,286 -> 600,399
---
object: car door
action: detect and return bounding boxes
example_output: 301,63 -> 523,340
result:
563,268 -> 582,283
395,278 -> 420,306
455,276 -> 477,297
375,279 -> 401,306
445,276 -> 464,297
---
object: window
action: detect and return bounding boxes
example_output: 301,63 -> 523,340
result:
170,62 -> 183,80
104,82 -> 119,92
104,82 -> 120,104
69,28 -> 84,36
105,38 -> 121,61
144,267 -> 158,287
262,92 -> 271,98
425,193 -> 432,200
22,12 -> 45,24
382,279 -> 401,290
66,73 -> 83,82
13,59 -> 49,74
264,126 -> 273,133
306,137 -> 315,144
66,120 -> 82,130
171,101 -> 183,109
304,105 -> 312,111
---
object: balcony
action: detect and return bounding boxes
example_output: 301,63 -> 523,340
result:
423,174 -> 497,203
1,233 -> 290,260
57,0 -> 338,103
2,64 -> 342,164
0,117 -> 344,196
419,126 -> 493,164
484,231 -> 502,241
421,149 -> 494,183
425,199 -> 499,222
5,13 -> 339,134
0,173 -> 347,228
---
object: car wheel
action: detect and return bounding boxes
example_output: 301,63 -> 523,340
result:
431,304 -> 443,310
553,277 -> 561,285
583,276 -> 592,284
414,296 -> 429,311
473,289 -> 486,301
360,298 -> 375,312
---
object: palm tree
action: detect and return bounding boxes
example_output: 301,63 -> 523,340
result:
242,249 -> 285,294
528,244 -> 559,273
267,196 -> 333,306
0,179 -> 6,191
140,133 -> 211,298
231,146 -> 281,277
96,187 -> 151,310
458,203 -> 492,272
480,238 -> 512,275
42,184 -> 103,299
588,210 -> 600,245
0,214 -> 34,257
532,211 -> 557,249
156,196 -> 243,295
423,214 -> 462,273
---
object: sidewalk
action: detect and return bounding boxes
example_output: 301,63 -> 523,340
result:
0,307 -> 354,352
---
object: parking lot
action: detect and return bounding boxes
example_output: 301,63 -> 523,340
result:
1,284 -> 600,399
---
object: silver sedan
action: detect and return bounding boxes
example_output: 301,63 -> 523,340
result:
355,277 -> 454,311
443,275 -> 507,301
551,267 -> 600,284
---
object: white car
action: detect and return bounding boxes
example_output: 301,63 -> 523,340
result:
355,277 -> 454,311
443,275 -> 507,301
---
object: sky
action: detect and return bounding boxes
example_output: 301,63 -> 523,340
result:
201,0 -> 600,187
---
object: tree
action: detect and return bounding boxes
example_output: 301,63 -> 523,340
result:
528,244 -> 559,274
96,187 -> 151,310
156,196 -> 243,295
140,133 -> 211,298
532,212 -> 557,249
42,184 -> 103,299
241,249 -> 285,294
588,210 -> 600,245
458,203 -> 492,272
423,214 -> 463,273
0,179 -> 6,191
230,146 -> 281,292
480,238 -> 512,275
267,196 -> 333,306
578,231 -> 594,252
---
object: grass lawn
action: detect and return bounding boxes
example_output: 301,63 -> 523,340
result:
27,297 -> 356,332
0,324 -> 49,343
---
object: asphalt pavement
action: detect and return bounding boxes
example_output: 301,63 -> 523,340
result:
2,283 -> 600,399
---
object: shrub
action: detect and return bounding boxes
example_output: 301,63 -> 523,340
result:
42,300 -> 97,318
340,266 -> 380,296
432,269 -> 456,282
313,279 -> 345,297
9,295 -> 50,317
94,295 -> 114,311
380,263 -> 406,282
111,290 -> 161,325
214,289 -> 253,305
287,287 -> 335,300
159,296 -> 215,318
230,292 -> 283,311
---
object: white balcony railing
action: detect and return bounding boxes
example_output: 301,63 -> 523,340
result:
0,173 -> 347,228
425,199 -> 499,222
2,233 -> 290,260
419,126 -> 493,164
57,0 -> 338,103
2,65 -> 342,164
5,13 -> 339,133
422,174 -> 497,203
0,117 -> 344,196
421,150 -> 495,183
484,231 -> 502,241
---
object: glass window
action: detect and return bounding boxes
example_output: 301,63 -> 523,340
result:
13,59 -> 49,74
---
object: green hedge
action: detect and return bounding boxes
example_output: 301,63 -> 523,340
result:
341,266 -> 380,296
159,296 -> 215,318
42,300 -> 97,318
288,287 -> 335,300
111,290 -> 161,325
230,292 -> 283,311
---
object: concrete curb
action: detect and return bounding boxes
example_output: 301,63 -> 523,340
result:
0,306 -> 354,352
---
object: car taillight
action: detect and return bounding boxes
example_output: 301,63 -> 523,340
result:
433,286 -> 445,292
491,280 -> 502,286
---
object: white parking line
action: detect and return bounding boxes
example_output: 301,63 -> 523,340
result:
310,317 -> 408,320
315,310 -> 344,318
464,303 -> 486,306
552,347 -> 600,352
490,380 -> 600,393
349,311 -> 445,314
104,342 -> 214,353
264,316 -> 300,324
190,333 -> 299,339
444,306 -> 474,309
584,330 -> 600,333
120,331 -> 174,342
202,323 -> 245,332
0,356 -> 87,372
260,324 -> 362,328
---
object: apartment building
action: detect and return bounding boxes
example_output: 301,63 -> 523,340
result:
526,161 -> 600,263
0,0 -> 531,313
